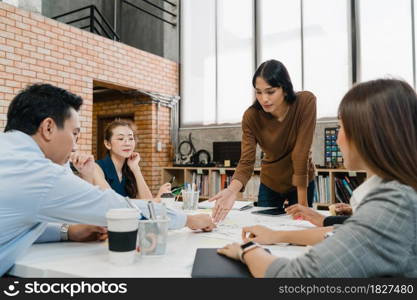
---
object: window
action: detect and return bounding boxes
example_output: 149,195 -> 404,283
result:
303,0 -> 351,118
257,0 -> 302,90
216,0 -> 254,124
180,0 -> 417,126
180,0 -> 216,126
358,0 -> 414,85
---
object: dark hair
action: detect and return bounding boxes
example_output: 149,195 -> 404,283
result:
5,83 -> 83,134
338,79 -> 417,191
104,119 -> 138,198
251,59 -> 297,111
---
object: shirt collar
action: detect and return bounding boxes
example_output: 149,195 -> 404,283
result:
8,130 -> 45,158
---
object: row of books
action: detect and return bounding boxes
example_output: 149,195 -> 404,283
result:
314,174 -> 364,204
208,172 -> 260,200
242,174 -> 260,201
314,175 -> 331,203
209,172 -> 233,196
334,176 -> 362,203
191,172 -> 210,197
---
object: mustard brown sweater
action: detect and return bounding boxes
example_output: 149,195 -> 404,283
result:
232,91 -> 316,193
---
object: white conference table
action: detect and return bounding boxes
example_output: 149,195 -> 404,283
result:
9,206 -> 321,278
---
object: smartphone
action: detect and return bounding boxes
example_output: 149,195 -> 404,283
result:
251,208 -> 286,216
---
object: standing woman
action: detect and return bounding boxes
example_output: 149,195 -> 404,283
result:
95,120 -> 171,199
209,60 -> 317,222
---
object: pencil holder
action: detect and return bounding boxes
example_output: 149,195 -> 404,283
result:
137,218 -> 169,256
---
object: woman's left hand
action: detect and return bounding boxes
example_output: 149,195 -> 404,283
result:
127,152 -> 141,170
217,243 -> 241,261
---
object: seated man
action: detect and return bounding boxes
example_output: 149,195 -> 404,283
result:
0,83 -> 215,276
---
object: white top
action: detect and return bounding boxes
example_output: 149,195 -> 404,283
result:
350,175 -> 382,212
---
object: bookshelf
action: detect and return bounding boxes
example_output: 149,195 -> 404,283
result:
161,167 -> 261,201
161,167 -> 366,204
314,168 -> 367,205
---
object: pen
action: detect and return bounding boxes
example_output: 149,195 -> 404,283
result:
125,197 -> 140,212
148,201 -> 157,220
239,204 -> 253,211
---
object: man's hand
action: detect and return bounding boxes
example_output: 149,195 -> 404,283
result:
70,152 -> 95,183
156,182 -> 172,198
68,224 -> 108,242
186,214 -> 216,232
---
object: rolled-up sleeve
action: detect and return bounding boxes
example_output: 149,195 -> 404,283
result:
291,94 -> 316,188
232,111 -> 257,188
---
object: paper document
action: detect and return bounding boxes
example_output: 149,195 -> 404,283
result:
198,200 -> 253,210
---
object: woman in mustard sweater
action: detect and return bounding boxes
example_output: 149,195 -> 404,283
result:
209,60 -> 317,222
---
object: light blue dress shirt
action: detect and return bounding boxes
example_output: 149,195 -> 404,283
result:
0,131 -> 187,276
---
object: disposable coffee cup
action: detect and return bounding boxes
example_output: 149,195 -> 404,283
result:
106,208 -> 139,266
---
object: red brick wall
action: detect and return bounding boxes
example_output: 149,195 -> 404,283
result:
0,2 -> 177,193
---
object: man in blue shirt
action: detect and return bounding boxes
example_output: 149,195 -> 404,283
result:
0,83 -> 215,276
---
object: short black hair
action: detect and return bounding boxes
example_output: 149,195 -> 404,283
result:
251,60 -> 296,111
5,83 -> 83,135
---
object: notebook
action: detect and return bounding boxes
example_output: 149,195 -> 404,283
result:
191,248 -> 252,278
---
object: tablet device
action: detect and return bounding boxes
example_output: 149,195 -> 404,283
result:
191,248 -> 252,278
251,208 -> 286,216
191,248 -> 271,278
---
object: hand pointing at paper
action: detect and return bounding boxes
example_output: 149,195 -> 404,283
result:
208,179 -> 243,223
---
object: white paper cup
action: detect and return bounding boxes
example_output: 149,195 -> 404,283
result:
106,208 -> 139,266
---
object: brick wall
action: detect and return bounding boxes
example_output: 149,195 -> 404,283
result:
0,2 -> 178,193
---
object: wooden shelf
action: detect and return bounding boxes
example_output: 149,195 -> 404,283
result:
161,166 -> 259,200
315,167 -> 367,204
162,166 -> 367,204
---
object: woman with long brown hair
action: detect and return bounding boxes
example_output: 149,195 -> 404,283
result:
95,119 -> 171,199
218,78 -> 417,277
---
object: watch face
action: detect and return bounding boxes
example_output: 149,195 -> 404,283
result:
241,241 -> 255,250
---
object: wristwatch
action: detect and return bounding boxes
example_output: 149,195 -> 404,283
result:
60,223 -> 70,241
239,241 -> 260,263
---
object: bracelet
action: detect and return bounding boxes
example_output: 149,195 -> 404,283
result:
240,245 -> 261,264
239,241 -> 261,263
